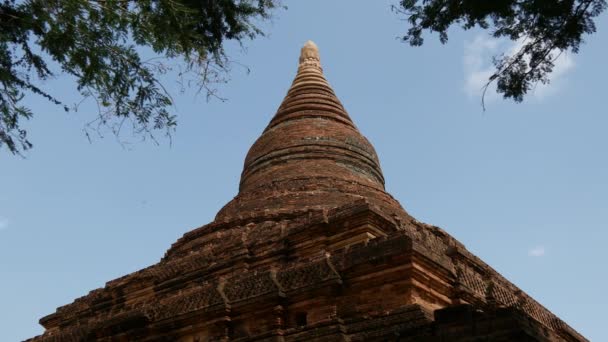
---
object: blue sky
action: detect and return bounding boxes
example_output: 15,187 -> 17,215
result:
1,1 -> 607,340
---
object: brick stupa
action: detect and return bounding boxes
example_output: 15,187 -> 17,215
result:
29,41 -> 586,342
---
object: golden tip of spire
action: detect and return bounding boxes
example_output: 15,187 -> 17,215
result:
303,40 -> 318,50
299,40 -> 321,70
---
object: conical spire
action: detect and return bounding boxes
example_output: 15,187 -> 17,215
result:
265,40 -> 354,131
216,41 -> 408,221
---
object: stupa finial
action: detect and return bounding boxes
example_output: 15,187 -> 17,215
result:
298,40 -> 321,70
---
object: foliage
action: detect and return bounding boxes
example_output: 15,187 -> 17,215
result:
395,0 -> 606,106
0,0 -> 278,155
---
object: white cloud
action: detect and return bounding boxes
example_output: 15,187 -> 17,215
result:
528,245 -> 546,257
0,217 -> 8,230
463,35 -> 500,101
532,52 -> 575,99
463,34 -> 575,103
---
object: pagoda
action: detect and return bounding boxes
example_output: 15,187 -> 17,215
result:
28,42 -> 587,342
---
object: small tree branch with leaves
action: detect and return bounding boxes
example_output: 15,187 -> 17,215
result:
394,0 -> 606,106
0,0 -> 279,155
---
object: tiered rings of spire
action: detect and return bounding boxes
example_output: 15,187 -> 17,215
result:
217,41 -> 408,221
